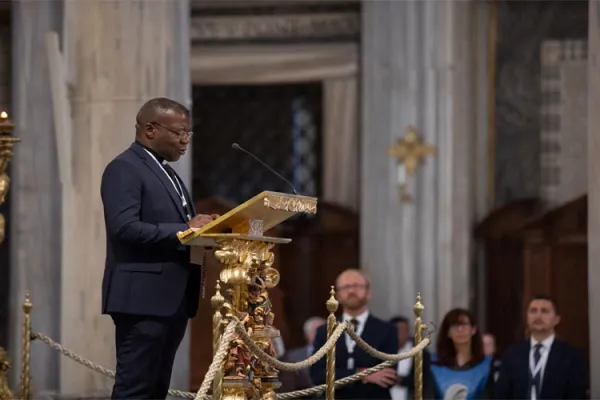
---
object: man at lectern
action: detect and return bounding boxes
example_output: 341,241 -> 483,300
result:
100,98 -> 216,399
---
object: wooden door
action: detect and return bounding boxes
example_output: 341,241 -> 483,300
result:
474,199 -> 537,356
278,204 -> 359,349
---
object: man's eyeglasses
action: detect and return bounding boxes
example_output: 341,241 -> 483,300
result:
150,121 -> 193,140
336,283 -> 368,292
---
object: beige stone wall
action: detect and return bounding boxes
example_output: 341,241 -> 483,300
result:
59,1 -> 191,393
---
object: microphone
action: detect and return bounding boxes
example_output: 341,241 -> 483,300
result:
231,143 -> 298,195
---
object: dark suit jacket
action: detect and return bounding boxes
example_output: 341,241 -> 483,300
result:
309,315 -> 398,399
493,338 -> 587,399
280,346 -> 314,393
101,142 -> 200,318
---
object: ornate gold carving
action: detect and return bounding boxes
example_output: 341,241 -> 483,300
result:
263,194 -> 317,214
0,112 -> 20,244
191,13 -> 359,42
325,286 -> 339,400
413,293 -> 428,400
176,227 -> 196,242
0,112 -> 20,400
212,238 -> 282,400
21,292 -> 32,400
212,281 -> 226,400
224,335 -> 253,378
222,384 -> 252,400
0,347 -> 11,400
388,126 -> 435,202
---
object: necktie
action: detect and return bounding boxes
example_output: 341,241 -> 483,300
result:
532,343 -> 543,398
347,319 -> 359,369
163,164 -> 192,220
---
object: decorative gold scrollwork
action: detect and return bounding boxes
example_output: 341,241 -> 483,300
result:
263,194 -> 317,214
0,112 -> 19,244
212,238 -> 282,399
0,347 -> 12,400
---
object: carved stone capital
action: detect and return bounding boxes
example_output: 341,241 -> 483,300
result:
191,12 -> 359,42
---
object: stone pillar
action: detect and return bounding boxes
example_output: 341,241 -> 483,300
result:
9,0 -> 63,393
361,0 -> 476,326
58,1 -> 191,394
588,0 -> 600,396
166,1 -> 193,390
10,0 -> 191,396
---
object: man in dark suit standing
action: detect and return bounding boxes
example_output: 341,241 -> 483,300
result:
101,97 -> 216,399
494,295 -> 587,399
310,269 -> 398,399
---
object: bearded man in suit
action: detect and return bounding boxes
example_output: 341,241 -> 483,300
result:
310,269 -> 399,399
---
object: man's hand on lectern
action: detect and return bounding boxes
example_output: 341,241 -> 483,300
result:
188,214 -> 217,228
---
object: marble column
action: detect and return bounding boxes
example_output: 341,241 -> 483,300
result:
60,1 -> 191,394
10,0 -> 191,396
361,1 -> 478,327
587,0 -> 600,396
9,0 -> 63,393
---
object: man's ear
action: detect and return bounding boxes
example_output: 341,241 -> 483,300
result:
144,123 -> 156,139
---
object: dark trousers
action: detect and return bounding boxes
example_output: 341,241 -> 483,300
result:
110,302 -> 188,399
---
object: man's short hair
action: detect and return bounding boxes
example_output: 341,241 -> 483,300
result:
530,294 -> 559,315
136,97 -> 190,124
335,268 -> 371,289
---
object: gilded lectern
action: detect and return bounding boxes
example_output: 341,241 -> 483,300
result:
177,191 -> 317,400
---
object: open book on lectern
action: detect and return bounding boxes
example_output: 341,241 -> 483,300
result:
176,190 -> 318,250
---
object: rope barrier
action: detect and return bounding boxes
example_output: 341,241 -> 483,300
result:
233,320 -> 349,371
28,318 -> 431,399
277,338 -> 431,400
32,330 -> 195,398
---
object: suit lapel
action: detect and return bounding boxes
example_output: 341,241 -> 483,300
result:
540,341 -> 562,397
361,316 -> 374,342
336,316 -> 350,355
519,341 -> 531,396
129,143 -> 188,221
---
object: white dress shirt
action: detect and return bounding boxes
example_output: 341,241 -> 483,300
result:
390,341 -> 413,400
343,310 -> 369,369
529,334 -> 555,400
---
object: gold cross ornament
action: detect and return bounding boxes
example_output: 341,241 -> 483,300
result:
388,126 -> 435,202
